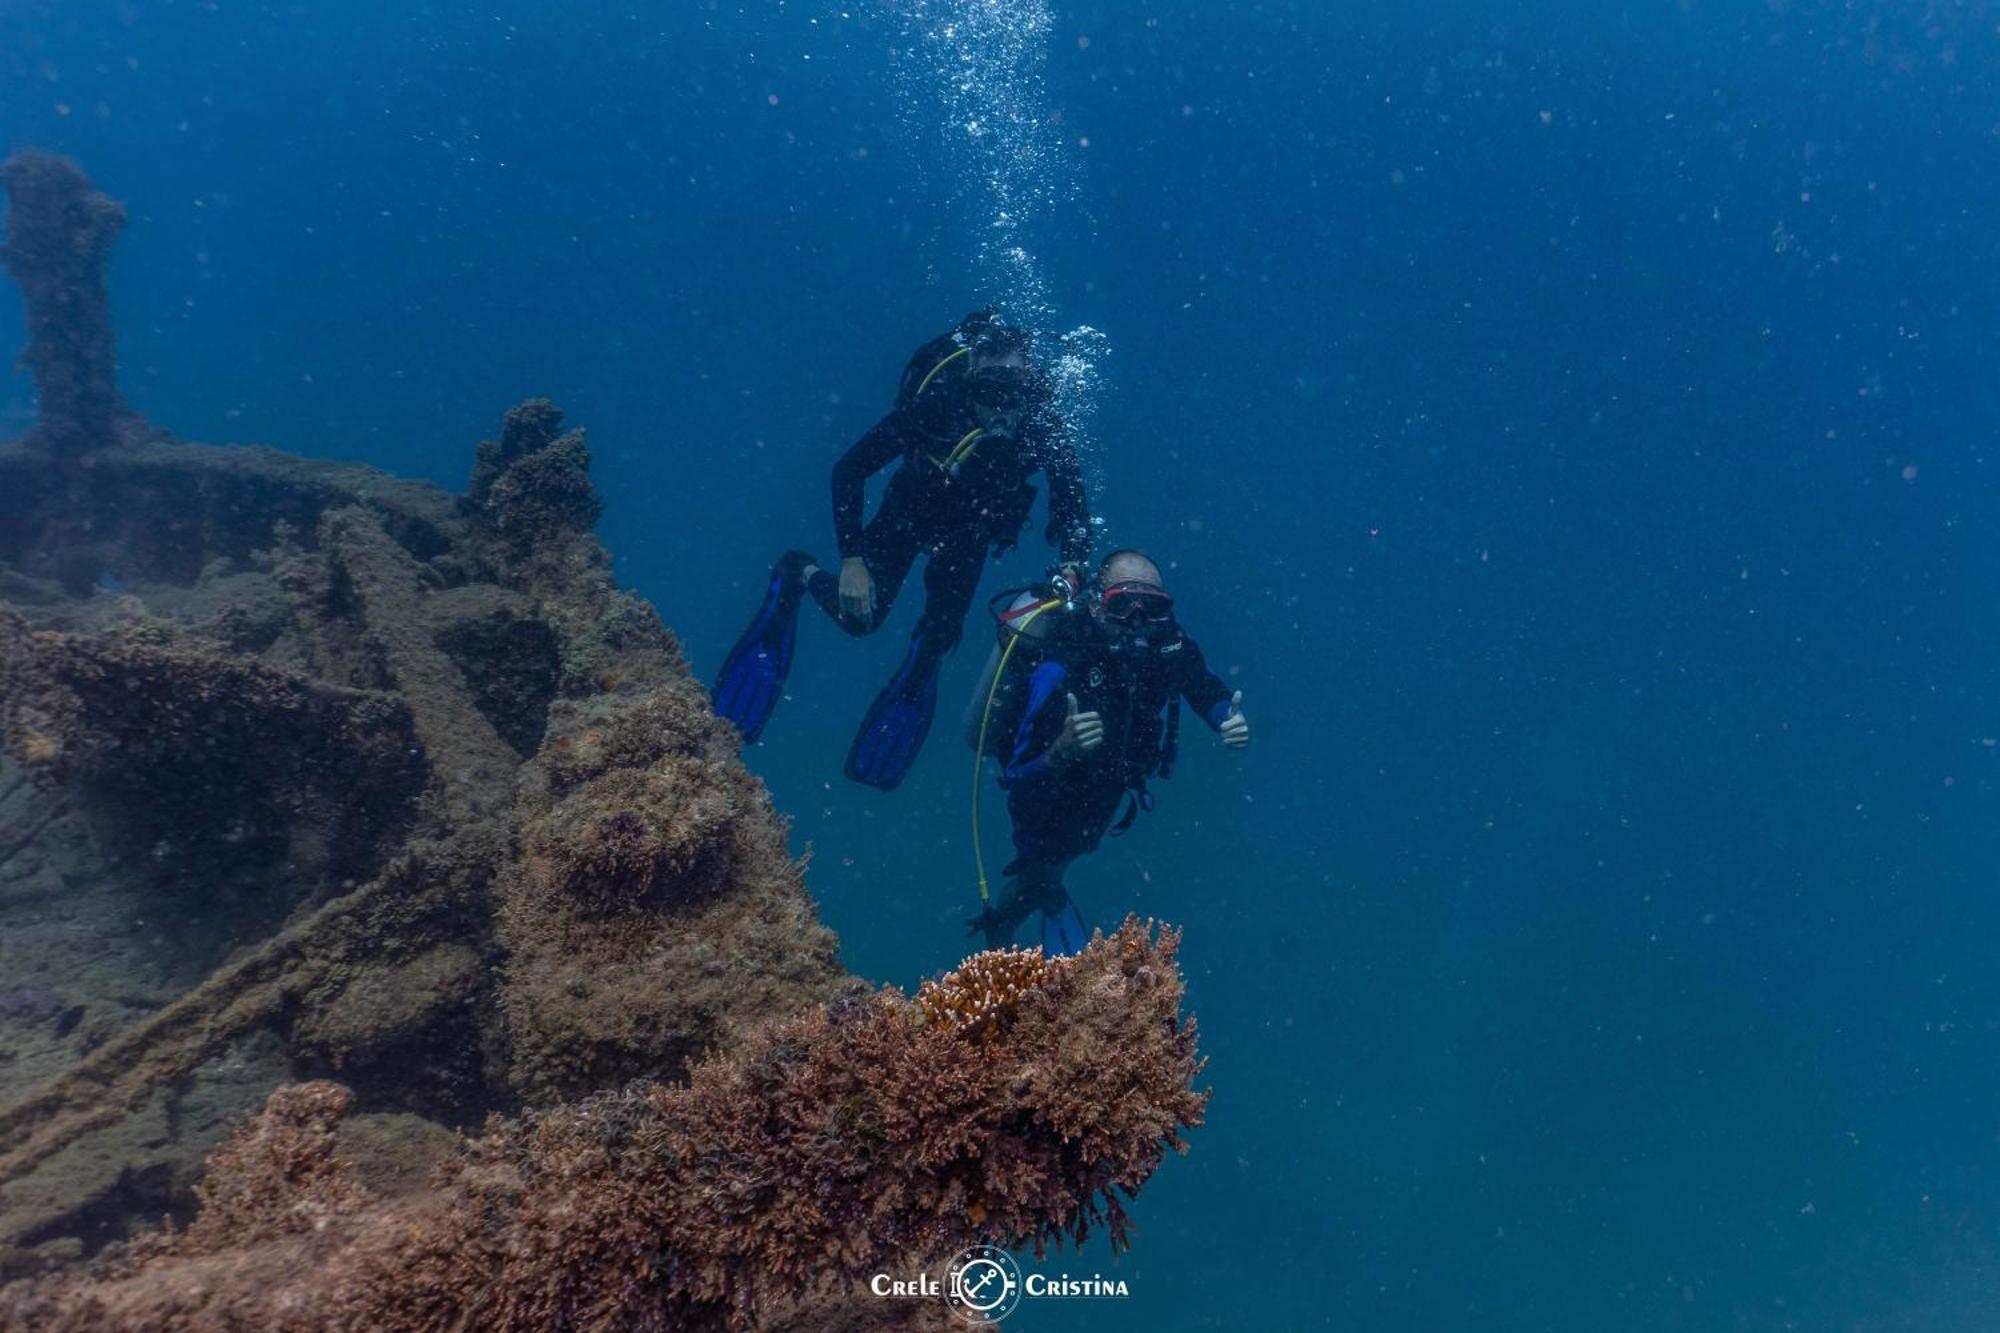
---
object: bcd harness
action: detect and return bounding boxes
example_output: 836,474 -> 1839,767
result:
1102,647 -> 1182,837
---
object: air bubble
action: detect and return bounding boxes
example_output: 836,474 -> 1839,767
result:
884,0 -> 1112,515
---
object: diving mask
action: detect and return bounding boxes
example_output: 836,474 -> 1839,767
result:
1100,580 -> 1176,631
969,365 -> 1032,415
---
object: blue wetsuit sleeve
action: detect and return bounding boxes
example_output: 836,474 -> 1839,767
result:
999,659 -> 1070,787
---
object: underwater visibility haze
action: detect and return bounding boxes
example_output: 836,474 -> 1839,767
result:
3,0 -> 2000,1329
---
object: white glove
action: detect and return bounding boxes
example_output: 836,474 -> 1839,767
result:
1219,690 -> 1250,749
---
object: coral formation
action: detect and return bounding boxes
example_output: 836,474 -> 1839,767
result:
0,922 -> 1205,1332
523,765 -> 736,916
916,944 -> 1062,1042
0,151 -> 1208,1326
467,398 -> 606,553
180,1082 -> 371,1250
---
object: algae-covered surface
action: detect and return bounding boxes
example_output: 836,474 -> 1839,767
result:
0,154 -> 1205,1329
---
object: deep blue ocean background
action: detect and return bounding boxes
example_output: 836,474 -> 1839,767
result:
7,2 -> 2000,1328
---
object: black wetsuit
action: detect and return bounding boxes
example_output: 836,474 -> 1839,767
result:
998,618 -> 1236,874
802,329 -> 1092,655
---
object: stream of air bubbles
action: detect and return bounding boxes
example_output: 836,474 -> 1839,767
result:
884,0 -> 1109,489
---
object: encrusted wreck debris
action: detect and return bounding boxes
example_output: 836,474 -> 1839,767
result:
0,151 -> 132,457
4,924 -> 1204,1332
0,151 -> 1207,1329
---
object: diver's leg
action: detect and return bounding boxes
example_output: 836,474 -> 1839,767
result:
805,492 -> 918,637
984,780 -> 1096,953
1012,775 -> 1120,864
1017,859 -> 1071,911
1076,779 -> 1131,852
967,777 -> 1057,947
968,856 -> 1071,948
912,528 -> 987,657
1035,873 -> 1091,955
969,862 -> 1059,950
841,525 -> 977,789
1028,780 -> 1123,956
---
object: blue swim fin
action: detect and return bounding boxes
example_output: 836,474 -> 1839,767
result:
1039,893 -> 1090,957
844,637 -> 943,790
712,552 -> 812,743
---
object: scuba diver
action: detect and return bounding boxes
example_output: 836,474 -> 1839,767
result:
966,548 -> 1251,954
711,308 -> 1092,790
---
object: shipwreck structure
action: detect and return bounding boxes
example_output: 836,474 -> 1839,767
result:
0,151 -> 1206,1330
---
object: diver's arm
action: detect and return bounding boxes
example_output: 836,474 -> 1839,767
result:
1174,634 -> 1241,732
829,416 -> 907,559
999,660 -> 1074,787
1037,423 -> 1092,566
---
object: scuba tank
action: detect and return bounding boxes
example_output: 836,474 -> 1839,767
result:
961,572 -> 1081,754
964,570 -> 1082,907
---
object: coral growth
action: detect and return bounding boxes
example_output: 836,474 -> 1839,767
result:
181,1082 -> 371,1250
534,689 -> 718,797
524,764 -> 736,915
496,632 -> 839,1108
495,719 -> 839,1104
916,945 -> 1061,1042
0,921 -> 1206,1332
466,397 -> 562,507
466,397 -> 605,558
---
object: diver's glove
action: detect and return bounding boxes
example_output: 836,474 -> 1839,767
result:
1219,690 -> 1250,750
838,556 -> 875,625
1048,692 -> 1105,768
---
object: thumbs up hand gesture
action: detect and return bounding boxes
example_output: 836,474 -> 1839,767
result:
1219,690 -> 1250,750
1049,692 -> 1105,769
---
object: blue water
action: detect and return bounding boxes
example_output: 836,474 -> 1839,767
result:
7,2 -> 2000,1327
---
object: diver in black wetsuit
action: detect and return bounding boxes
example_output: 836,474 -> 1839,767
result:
711,308 -> 1093,790
967,549 -> 1251,954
